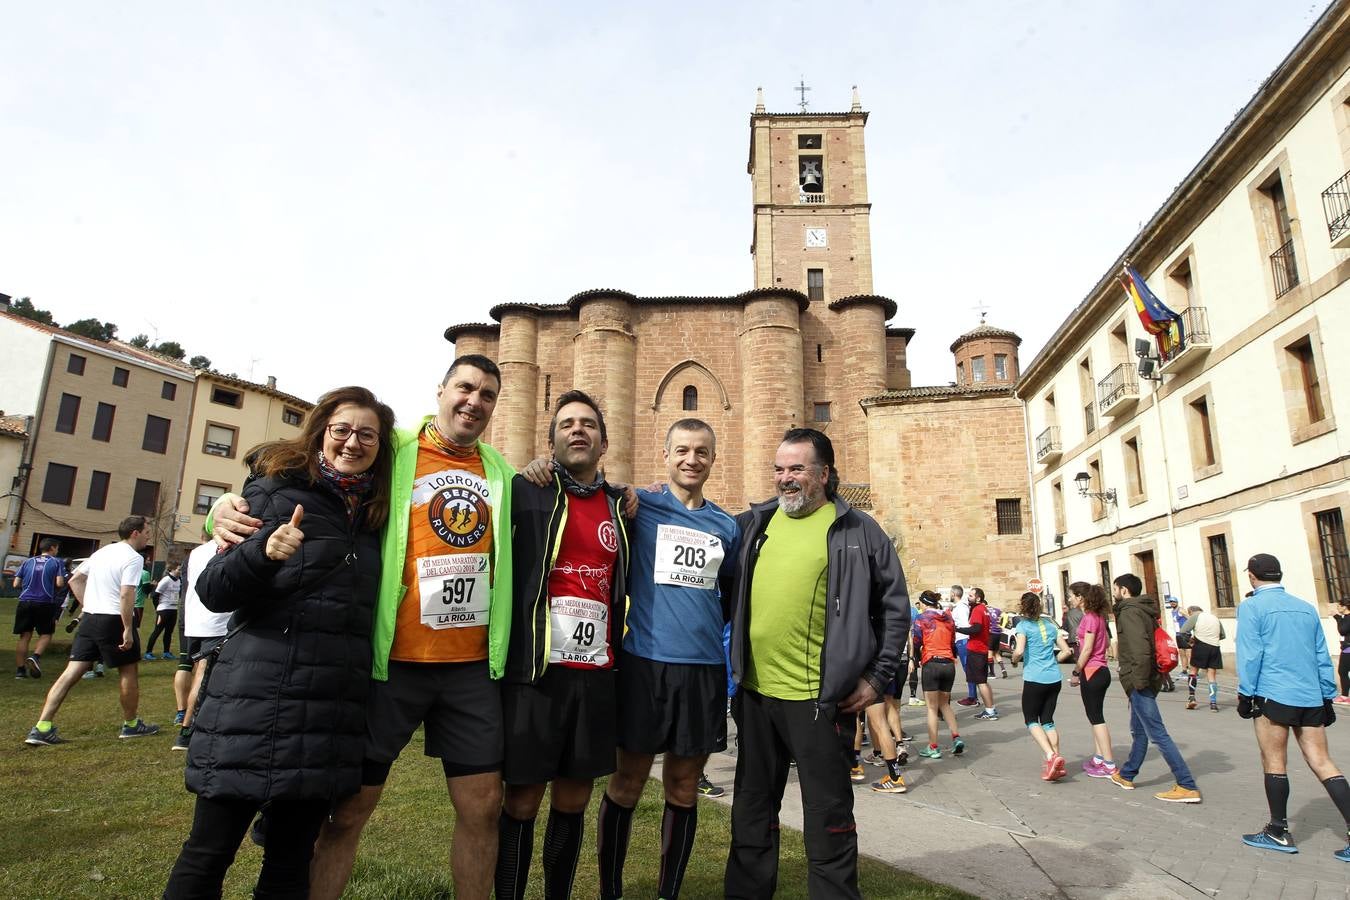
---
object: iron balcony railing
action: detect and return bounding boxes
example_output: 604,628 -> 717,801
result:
1271,238 -> 1299,298
1159,306 -> 1211,364
1322,169 -> 1350,243
1097,363 -> 1139,413
1035,426 -> 1061,462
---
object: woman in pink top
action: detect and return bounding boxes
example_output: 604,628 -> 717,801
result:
1070,582 -> 1117,778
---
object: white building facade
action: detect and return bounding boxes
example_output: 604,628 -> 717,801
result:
1019,3 -> 1350,655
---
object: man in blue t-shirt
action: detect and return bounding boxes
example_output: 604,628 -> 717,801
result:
597,418 -> 739,900
12,539 -> 67,679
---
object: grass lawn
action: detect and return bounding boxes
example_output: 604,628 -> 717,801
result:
0,599 -> 969,898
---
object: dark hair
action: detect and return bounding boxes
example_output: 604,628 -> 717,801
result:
247,386 -> 396,530
781,427 -> 838,498
1071,581 -> 1110,616
666,417 -> 715,450
1018,591 -> 1042,618
118,516 -> 148,540
969,587 -> 985,604
918,589 -> 942,606
442,354 -> 501,388
549,389 -> 607,444
1113,573 -> 1143,598
38,538 -> 60,554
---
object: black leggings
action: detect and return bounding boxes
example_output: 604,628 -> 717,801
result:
146,609 -> 177,655
1021,680 -> 1062,727
1079,667 -> 1112,725
1339,652 -> 1349,697
163,795 -> 327,899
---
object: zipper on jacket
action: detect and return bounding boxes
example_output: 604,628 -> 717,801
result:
533,480 -> 567,680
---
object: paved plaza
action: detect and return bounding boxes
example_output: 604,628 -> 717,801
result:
705,671 -> 1350,899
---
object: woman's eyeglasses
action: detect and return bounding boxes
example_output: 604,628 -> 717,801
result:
327,423 -> 379,446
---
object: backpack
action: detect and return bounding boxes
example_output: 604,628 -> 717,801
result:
1154,623 -> 1179,675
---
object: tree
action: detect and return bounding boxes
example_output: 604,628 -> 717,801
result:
189,354 -> 212,369
129,334 -> 151,348
65,318 -> 118,341
153,340 -> 186,360
10,297 -> 55,326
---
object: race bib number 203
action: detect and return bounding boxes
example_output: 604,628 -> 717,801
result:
653,524 -> 724,589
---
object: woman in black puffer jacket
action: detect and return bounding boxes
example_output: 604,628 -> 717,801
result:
163,386 -> 394,900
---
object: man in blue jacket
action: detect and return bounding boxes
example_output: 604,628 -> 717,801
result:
1235,552 -> 1350,862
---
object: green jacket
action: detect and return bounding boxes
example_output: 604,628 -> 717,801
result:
371,418 -> 515,681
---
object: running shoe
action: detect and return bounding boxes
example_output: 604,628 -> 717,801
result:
1050,755 -> 1066,781
25,656 -> 41,678
697,775 -> 725,797
866,750 -> 887,767
871,774 -> 907,794
118,719 -> 161,739
950,738 -> 965,756
907,697 -> 926,707
171,729 -> 191,752
24,725 -> 64,747
143,653 -> 156,661
1109,772 -> 1135,790
1155,784 -> 1202,803
1040,757 -> 1056,781
1332,695 -> 1350,705
974,710 -> 999,721
1335,843 -> 1350,863
919,746 -> 942,760
956,697 -> 978,707
174,710 -> 186,726
899,731 -> 914,743
1185,699 -> 1197,710
162,652 -> 175,660
897,749 -> 909,766
1241,827 -> 1296,853
1210,702 -> 1219,712
849,765 -> 866,783
14,669 -> 25,679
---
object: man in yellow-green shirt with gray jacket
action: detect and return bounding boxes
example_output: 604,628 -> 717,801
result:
724,428 -> 909,900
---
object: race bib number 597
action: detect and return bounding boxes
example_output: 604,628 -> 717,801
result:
417,553 -> 490,629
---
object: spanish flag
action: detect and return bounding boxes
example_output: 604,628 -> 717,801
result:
1120,265 -> 1184,358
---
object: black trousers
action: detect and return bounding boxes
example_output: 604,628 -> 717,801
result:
725,688 -> 860,900
163,795 -> 327,899
147,609 -> 178,654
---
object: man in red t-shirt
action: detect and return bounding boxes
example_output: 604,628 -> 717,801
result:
496,390 -> 631,900
965,588 -> 999,720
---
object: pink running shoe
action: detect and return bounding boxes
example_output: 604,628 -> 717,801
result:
1082,759 -> 1104,777
1049,755 -> 1067,781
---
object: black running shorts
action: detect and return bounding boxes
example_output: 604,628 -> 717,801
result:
186,635 -> 225,663
964,652 -> 989,686
69,613 -> 140,668
503,666 -> 617,784
617,652 -> 726,757
921,657 -> 956,693
1189,639 -> 1224,671
13,602 -> 59,636
1259,697 -> 1333,728
363,660 -> 504,784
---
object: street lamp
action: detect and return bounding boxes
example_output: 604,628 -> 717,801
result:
1074,471 -> 1117,505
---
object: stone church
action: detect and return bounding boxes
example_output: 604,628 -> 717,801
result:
446,89 -> 1035,599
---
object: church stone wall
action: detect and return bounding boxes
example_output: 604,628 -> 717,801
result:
739,294 -> 804,504
867,393 -> 1034,604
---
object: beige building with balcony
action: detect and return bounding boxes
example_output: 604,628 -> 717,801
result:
1020,3 -> 1350,653
0,308 -> 195,563
170,372 -> 312,554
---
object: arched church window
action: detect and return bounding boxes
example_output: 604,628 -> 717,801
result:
682,385 -> 698,411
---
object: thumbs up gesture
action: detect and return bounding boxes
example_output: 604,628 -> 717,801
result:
266,505 -> 305,561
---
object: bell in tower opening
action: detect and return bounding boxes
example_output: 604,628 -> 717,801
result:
799,155 -> 823,197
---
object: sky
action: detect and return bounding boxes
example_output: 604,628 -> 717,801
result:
1,1 -> 1335,424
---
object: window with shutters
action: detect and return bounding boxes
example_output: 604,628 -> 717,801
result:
203,422 -> 238,458
142,415 -> 171,454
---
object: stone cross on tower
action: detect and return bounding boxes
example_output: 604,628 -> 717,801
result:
795,78 -> 811,111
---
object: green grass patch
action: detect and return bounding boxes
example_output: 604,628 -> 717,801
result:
0,599 -> 969,898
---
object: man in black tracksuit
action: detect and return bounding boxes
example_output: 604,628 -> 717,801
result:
725,428 -> 909,899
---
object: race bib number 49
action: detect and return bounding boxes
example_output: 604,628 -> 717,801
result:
417,553 -> 490,629
653,524 -> 724,589
548,596 -> 610,667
